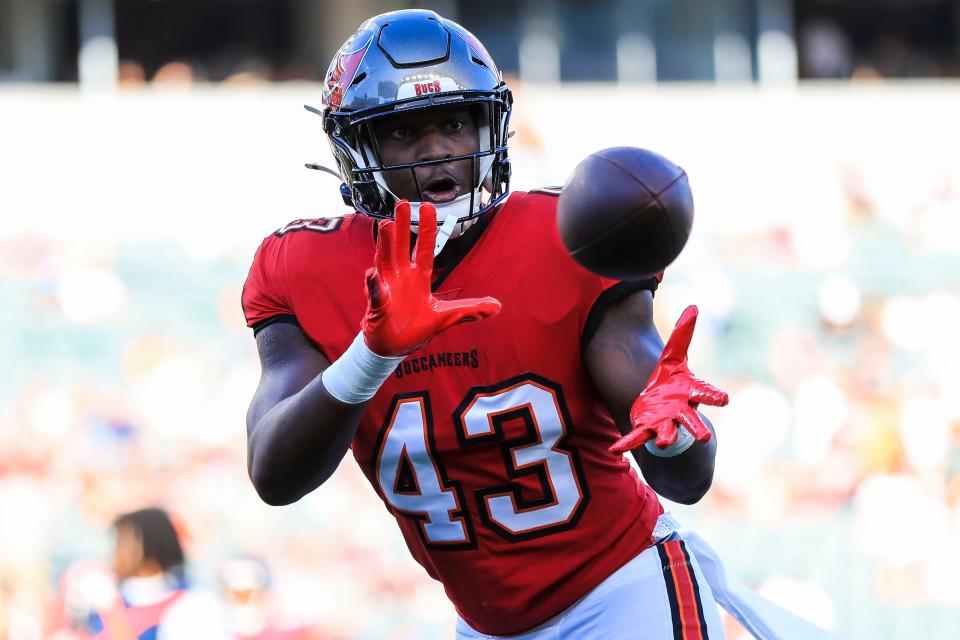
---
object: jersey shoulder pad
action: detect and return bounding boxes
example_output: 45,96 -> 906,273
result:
527,185 -> 563,197
265,213 -> 365,281
242,214 -> 359,329
272,215 -> 346,236
505,188 -> 561,223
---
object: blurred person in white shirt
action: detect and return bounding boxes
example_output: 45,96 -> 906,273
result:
82,507 -> 232,640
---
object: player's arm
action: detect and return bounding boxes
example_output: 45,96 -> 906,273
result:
246,201 -> 500,506
246,321 -> 367,506
584,290 -> 726,505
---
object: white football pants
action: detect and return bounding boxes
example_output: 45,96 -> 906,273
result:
456,512 -> 839,639
456,521 -> 724,639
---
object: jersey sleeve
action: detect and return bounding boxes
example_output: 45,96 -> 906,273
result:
521,189 -> 665,351
597,271 -> 663,297
580,271 -> 663,354
241,234 -> 295,331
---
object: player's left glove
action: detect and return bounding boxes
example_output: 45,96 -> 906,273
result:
609,305 -> 729,456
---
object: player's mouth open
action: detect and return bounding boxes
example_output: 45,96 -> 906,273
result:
421,177 -> 461,204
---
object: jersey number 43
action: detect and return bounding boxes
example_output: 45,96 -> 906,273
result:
373,373 -> 590,549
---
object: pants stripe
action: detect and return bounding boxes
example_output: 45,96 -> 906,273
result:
679,540 -> 711,634
657,543 -> 684,639
658,539 -> 708,640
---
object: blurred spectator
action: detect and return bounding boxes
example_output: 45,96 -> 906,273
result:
82,508 -> 231,640
219,556 -> 313,640
218,51 -> 272,85
152,62 -> 195,89
117,61 -> 147,88
797,0 -> 959,80
799,18 -> 853,79
869,32 -> 941,78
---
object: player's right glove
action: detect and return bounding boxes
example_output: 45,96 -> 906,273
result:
362,200 -> 501,357
321,200 -> 501,405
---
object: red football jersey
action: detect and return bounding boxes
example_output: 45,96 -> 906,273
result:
242,191 -> 663,635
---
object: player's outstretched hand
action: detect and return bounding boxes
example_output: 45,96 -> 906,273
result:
362,200 -> 502,357
609,305 -> 729,454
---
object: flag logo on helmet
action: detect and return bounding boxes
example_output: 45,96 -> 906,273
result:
322,28 -> 375,112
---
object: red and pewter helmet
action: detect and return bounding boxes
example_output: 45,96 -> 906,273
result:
309,9 -> 512,228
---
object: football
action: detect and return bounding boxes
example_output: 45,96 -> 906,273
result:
556,147 -> 694,280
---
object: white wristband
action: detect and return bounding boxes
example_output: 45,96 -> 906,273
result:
644,425 -> 696,458
321,333 -> 403,404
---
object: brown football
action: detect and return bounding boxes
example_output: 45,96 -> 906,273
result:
557,147 -> 694,280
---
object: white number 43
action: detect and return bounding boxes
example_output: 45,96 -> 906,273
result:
374,375 -> 589,549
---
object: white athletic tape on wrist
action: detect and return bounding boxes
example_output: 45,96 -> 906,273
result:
321,333 -> 403,404
644,424 -> 696,458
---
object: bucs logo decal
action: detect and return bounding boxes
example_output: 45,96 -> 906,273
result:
323,26 -> 375,112
414,80 -> 442,96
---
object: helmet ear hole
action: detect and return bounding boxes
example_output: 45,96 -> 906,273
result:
499,159 -> 511,181
322,116 -> 336,135
354,179 -> 386,211
339,183 -> 353,206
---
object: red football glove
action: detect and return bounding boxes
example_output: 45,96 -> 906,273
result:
609,305 -> 729,454
361,200 -> 502,357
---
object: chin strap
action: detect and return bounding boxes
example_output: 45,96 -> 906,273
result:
408,193 -> 479,256
306,157 -> 485,256
435,212 -> 462,256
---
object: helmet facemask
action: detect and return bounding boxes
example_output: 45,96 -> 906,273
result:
327,91 -> 511,254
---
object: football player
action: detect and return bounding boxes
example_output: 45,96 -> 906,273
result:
243,9 -> 739,639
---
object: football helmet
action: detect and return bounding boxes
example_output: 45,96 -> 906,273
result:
311,9 -> 512,245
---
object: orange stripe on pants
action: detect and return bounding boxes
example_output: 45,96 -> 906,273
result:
663,540 -> 706,640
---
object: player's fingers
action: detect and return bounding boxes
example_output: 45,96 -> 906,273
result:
375,220 -> 397,274
609,427 -> 654,454
435,296 -> 502,329
661,305 -> 698,364
689,378 -> 729,407
394,200 -> 412,268
628,394 -> 660,427
653,419 -> 681,448
676,405 -> 712,442
414,202 -> 437,272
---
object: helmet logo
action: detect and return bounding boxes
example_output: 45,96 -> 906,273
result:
397,76 -> 459,100
323,31 -> 374,112
415,81 -> 441,96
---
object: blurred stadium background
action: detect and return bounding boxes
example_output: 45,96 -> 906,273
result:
2,0 -> 960,638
